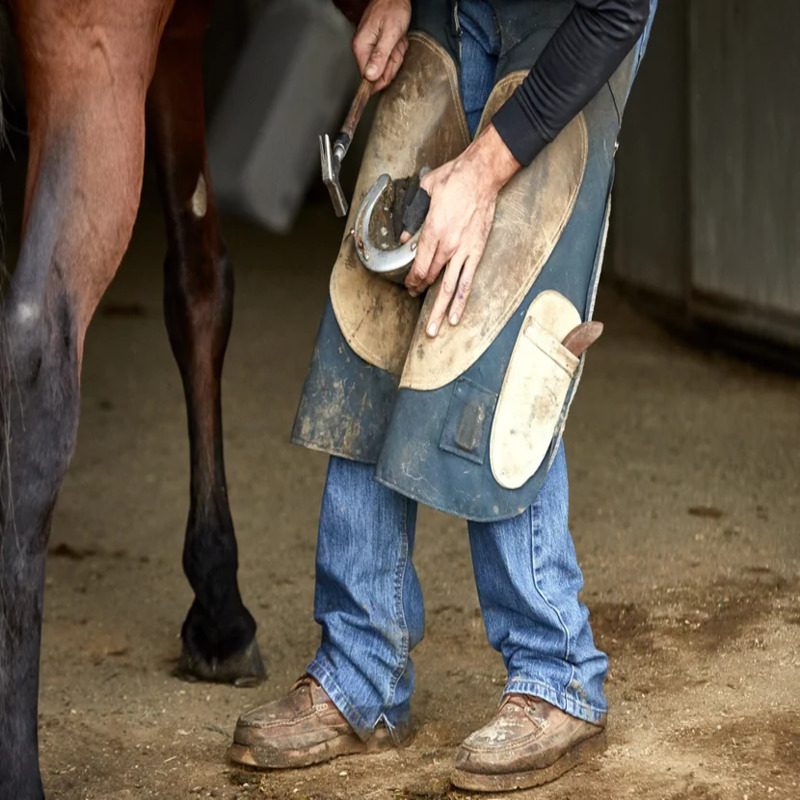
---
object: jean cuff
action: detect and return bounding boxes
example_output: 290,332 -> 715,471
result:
307,658 -> 411,744
503,677 -> 608,724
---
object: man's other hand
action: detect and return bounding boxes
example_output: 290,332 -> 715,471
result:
352,0 -> 411,92
402,124 -> 522,337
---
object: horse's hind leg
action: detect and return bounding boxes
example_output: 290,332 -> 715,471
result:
147,0 -> 264,686
0,3 -> 172,796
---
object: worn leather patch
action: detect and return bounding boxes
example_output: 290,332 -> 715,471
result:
399,73 -> 589,391
490,291 -> 581,490
330,33 -> 470,376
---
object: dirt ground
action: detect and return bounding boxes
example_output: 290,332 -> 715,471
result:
4,184 -> 798,799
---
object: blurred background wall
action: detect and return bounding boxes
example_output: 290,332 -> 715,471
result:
612,0 -> 800,357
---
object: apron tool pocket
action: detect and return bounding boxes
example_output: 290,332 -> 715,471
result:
490,291 -> 581,490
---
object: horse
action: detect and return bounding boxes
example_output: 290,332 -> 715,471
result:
0,0 -> 366,795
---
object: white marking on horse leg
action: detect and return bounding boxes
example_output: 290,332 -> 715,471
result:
190,174 -> 207,218
14,302 -> 41,325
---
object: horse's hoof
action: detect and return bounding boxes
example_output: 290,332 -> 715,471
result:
173,638 -> 266,687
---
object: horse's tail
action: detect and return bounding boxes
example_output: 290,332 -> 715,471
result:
0,18 -> 8,530
0,1 -> 7,151
0,11 -> 6,243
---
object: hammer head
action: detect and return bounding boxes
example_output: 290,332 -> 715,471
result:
320,134 -> 348,217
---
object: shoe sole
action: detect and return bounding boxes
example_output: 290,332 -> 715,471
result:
450,729 -> 607,792
228,726 -> 411,770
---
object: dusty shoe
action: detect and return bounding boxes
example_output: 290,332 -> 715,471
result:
228,676 -> 412,769
451,694 -> 607,792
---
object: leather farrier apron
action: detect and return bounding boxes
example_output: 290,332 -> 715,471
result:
292,0 -> 645,521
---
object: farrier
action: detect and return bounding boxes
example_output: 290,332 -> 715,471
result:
232,0 -> 656,791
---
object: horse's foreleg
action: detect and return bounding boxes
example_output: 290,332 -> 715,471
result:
0,170 -> 79,797
0,5 -> 172,796
147,0 -> 264,686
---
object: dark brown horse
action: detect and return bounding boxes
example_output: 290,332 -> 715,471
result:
0,0 -> 364,796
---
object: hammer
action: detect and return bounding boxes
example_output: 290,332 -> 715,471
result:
320,77 -> 372,217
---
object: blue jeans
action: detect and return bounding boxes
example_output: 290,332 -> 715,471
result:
308,446 -> 608,740
307,0 -> 610,741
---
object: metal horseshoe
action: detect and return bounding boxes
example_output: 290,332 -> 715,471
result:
352,170 -> 430,285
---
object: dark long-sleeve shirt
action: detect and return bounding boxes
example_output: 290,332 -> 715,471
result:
492,0 -> 651,165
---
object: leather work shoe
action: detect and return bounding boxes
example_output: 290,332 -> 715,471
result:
228,676 -> 412,769
451,694 -> 607,792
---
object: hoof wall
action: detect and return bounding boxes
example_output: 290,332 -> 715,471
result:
174,638 -> 266,687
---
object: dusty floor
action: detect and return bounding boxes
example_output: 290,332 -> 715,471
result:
4,185 -> 799,799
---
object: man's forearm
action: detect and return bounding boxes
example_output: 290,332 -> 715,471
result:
492,0 -> 651,166
461,124 -> 522,192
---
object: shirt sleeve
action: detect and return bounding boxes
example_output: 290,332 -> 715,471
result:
491,0 -> 651,166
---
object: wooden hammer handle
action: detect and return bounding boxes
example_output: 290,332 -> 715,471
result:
562,321 -> 604,357
340,77 -> 372,142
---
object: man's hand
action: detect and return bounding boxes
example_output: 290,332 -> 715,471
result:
352,0 -> 411,92
402,124 -> 522,337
